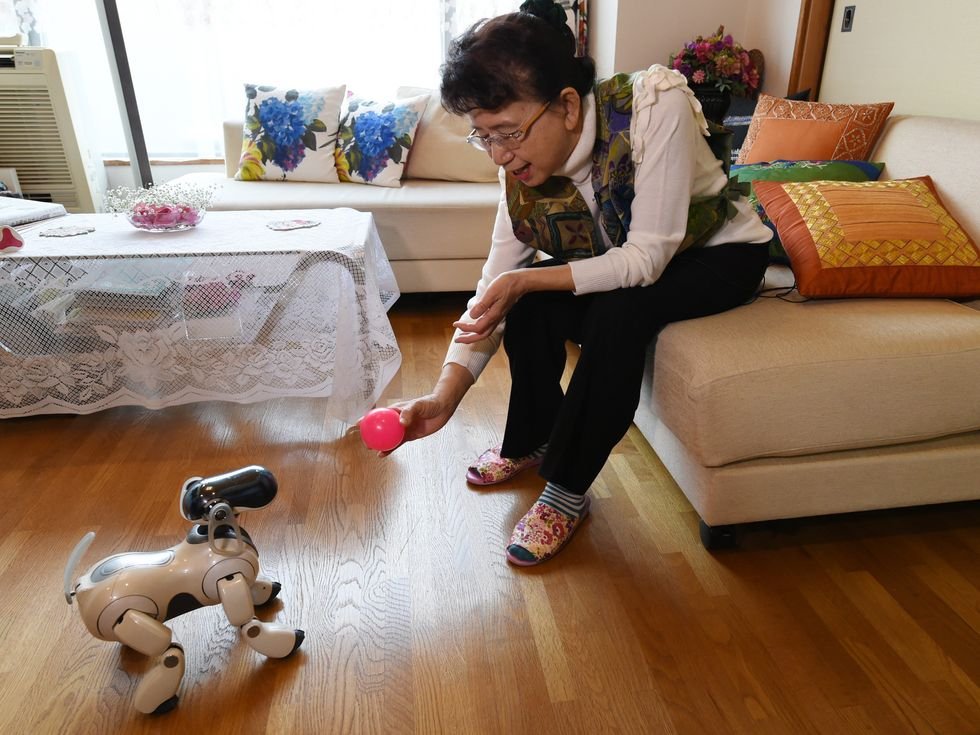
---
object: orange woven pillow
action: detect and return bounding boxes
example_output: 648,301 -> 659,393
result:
737,94 -> 894,164
753,177 -> 980,298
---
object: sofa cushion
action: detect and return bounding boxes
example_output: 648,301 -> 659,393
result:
730,159 -> 884,263
234,83 -> 346,183
652,294 -> 980,466
723,89 -> 811,166
397,86 -> 500,183
737,94 -> 894,164
335,93 -> 429,187
754,176 -> 980,298
170,172 -> 498,262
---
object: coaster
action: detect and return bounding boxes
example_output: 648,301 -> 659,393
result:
267,219 -> 320,231
40,225 -> 95,238
0,225 -> 24,252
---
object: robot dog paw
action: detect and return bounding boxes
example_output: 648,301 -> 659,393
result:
250,579 -> 282,606
152,695 -> 179,715
241,619 -> 305,658
290,629 -> 306,656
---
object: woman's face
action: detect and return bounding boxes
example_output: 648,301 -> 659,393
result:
467,88 -> 583,188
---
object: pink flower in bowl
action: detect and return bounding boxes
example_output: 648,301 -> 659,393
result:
152,205 -> 179,227
177,204 -> 204,226
108,183 -> 214,232
126,202 -> 206,231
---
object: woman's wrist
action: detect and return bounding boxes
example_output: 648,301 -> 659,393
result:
435,362 -> 475,409
519,263 -> 575,293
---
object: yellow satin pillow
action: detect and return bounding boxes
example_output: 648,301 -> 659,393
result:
753,177 -> 980,298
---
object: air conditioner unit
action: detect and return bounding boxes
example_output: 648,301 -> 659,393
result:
0,47 -> 105,212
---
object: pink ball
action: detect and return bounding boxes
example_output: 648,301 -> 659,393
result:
358,407 -> 405,452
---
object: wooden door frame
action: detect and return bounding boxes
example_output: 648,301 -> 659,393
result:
788,0 -> 834,99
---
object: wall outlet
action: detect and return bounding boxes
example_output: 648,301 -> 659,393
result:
842,6 -> 856,32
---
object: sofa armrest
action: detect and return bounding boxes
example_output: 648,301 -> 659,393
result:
224,121 -> 244,179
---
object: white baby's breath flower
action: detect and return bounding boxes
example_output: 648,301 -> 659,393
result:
104,182 -> 216,213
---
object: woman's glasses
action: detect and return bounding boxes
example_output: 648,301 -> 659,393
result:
465,101 -> 550,153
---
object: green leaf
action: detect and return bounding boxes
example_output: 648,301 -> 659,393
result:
302,130 -> 317,151
285,89 -> 299,102
257,138 -> 276,164
348,148 -> 362,174
388,145 -> 402,165
396,134 -> 412,149
257,85 -> 276,92
307,118 -> 327,133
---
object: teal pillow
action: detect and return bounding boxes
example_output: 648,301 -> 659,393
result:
730,159 -> 885,262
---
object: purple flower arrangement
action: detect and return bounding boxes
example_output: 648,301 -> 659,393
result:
669,26 -> 760,96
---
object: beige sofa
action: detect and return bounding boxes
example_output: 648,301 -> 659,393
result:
634,115 -> 980,548
171,89 -> 501,293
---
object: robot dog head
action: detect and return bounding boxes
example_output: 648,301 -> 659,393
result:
180,465 -> 277,522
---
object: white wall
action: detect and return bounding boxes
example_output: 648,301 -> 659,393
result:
821,0 -> 980,120
590,0 -> 801,97
611,0 -> 751,73
743,0 -> 802,96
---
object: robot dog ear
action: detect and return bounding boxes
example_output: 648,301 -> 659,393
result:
179,478 -> 205,522
179,466 -> 278,521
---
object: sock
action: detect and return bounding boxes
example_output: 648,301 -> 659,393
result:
526,443 -> 548,460
538,481 -> 587,520
501,443 -> 547,461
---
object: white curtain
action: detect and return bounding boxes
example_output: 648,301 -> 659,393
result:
20,0 -> 520,159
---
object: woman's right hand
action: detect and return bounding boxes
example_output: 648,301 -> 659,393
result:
389,393 -> 456,445
382,363 -> 474,454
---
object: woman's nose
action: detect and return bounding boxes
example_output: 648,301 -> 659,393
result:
490,145 -> 514,166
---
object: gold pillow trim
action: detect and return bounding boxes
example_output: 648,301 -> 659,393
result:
782,179 -> 979,269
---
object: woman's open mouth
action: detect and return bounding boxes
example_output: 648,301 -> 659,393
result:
511,164 -> 531,182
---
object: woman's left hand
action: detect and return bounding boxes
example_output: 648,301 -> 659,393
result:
453,270 -> 527,343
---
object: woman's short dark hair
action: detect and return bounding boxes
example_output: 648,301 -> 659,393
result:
440,1 -> 597,114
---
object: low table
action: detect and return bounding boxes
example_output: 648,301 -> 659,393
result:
0,208 -> 401,422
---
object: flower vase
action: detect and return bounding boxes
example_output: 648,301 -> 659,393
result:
691,84 -> 732,125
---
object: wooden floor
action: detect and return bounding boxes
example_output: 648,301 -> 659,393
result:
1,292 -> 978,734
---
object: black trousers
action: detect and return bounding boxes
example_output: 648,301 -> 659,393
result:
499,242 -> 769,494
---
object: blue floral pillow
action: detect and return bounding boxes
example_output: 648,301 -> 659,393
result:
335,93 -> 429,187
236,83 -> 346,183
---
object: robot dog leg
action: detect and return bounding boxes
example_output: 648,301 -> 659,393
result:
218,573 -> 304,658
112,610 -> 186,714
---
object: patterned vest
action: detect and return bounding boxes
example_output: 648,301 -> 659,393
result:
506,72 -> 733,262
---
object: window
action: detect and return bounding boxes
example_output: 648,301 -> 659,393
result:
13,0 -> 520,159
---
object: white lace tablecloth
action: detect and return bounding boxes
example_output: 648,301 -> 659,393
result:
0,208 -> 401,421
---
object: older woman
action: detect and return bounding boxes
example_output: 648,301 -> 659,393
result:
391,0 -> 771,565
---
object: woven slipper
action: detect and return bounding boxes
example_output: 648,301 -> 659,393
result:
505,495 -> 591,566
466,444 -> 543,486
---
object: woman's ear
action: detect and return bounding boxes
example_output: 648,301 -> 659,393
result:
558,87 -> 582,131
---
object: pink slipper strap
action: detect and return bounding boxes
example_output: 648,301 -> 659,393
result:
467,444 -> 542,485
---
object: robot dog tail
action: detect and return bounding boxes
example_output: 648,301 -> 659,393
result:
64,531 -> 96,605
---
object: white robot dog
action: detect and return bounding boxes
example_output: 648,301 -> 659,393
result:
64,465 -> 305,714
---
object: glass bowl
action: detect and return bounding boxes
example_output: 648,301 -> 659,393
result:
126,203 -> 206,232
